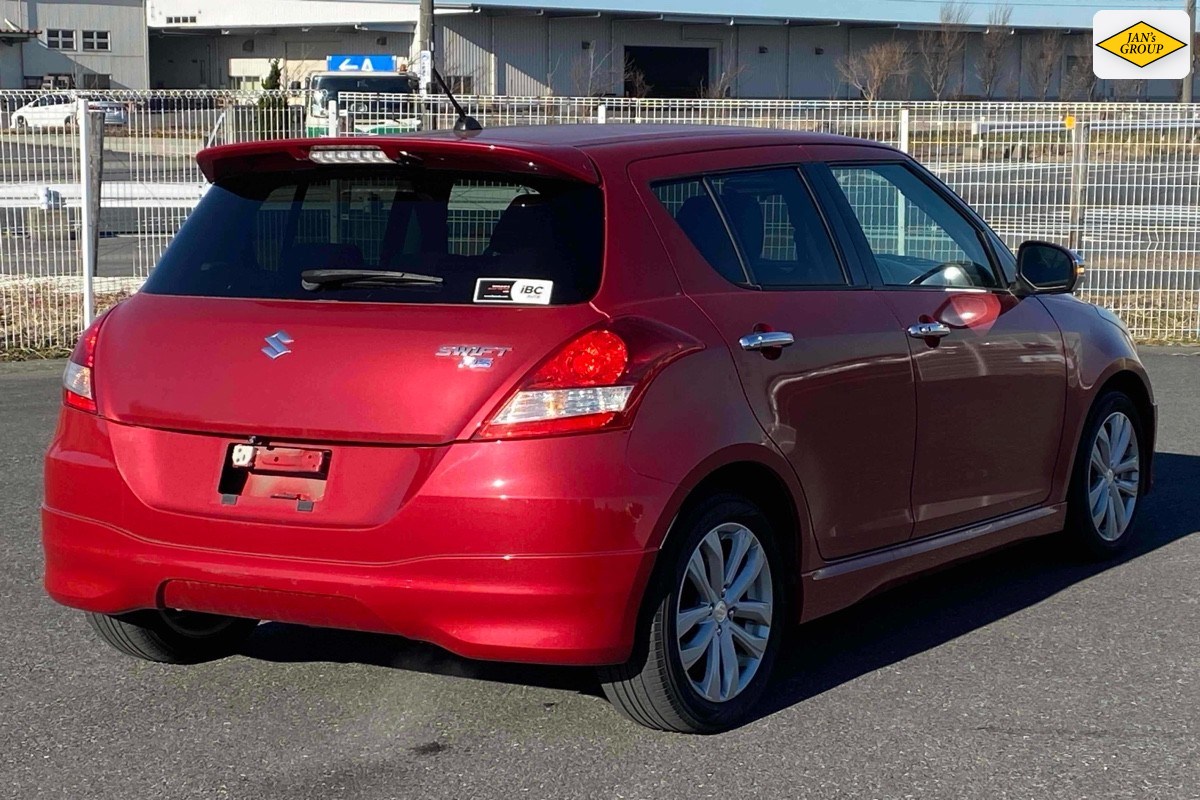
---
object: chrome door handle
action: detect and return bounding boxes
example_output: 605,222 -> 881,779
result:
907,321 -> 952,339
739,331 -> 795,351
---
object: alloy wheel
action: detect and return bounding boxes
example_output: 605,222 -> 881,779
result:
1088,411 -> 1140,542
675,522 -> 773,703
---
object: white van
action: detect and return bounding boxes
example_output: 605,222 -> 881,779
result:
305,72 -> 421,137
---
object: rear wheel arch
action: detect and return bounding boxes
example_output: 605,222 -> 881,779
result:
671,461 -> 802,569
639,457 -> 806,633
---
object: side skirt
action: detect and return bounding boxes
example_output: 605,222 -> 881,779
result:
798,504 -> 1066,623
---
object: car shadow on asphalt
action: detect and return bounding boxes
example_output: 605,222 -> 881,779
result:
241,451 -> 1200,722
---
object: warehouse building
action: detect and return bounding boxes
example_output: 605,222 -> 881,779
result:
0,0 -> 148,88
144,0 -> 1187,100
1,0 -> 1191,99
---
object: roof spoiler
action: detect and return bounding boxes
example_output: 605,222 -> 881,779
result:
196,138 -> 600,184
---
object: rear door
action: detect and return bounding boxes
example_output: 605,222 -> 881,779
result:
633,149 -> 918,561
813,157 -> 1066,537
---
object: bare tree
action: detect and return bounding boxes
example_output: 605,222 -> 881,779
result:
1023,30 -> 1060,100
1111,79 -> 1145,101
837,40 -> 913,101
701,54 -> 747,99
1060,37 -> 1097,100
623,56 -> 652,98
569,46 -> 618,96
976,4 -> 1013,99
917,2 -> 971,100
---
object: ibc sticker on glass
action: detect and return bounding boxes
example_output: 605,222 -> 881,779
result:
474,278 -> 554,305
1093,10 -> 1191,80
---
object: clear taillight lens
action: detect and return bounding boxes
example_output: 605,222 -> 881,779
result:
490,386 -> 635,425
63,315 -> 106,414
477,320 -> 702,440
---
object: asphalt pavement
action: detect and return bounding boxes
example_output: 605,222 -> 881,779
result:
1,351 -> 1197,800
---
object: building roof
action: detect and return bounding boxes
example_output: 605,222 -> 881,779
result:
148,0 -> 1194,32
0,25 -> 38,44
470,0 -> 1191,31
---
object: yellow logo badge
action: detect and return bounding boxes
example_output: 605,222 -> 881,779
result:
1096,21 -> 1187,68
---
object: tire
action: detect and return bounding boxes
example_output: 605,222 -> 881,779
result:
1064,390 -> 1147,559
599,494 -> 787,733
86,610 -> 259,664
13,116 -> 27,129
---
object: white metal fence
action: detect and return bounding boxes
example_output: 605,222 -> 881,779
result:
1,90 -> 1198,355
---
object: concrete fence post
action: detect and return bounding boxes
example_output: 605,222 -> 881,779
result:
898,107 -> 911,153
1068,121 -> 1090,253
598,103 -> 607,124
327,99 -> 339,137
77,98 -> 104,331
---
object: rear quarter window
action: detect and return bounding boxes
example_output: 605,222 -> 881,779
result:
142,168 -> 604,305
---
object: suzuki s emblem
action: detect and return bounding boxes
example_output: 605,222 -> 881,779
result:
262,330 -> 294,360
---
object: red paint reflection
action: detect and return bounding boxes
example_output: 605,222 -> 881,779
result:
937,293 -> 1002,331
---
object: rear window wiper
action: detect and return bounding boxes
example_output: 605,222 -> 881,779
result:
300,269 -> 444,291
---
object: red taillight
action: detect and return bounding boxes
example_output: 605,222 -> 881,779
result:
530,330 -> 629,388
477,318 -> 702,440
63,314 -> 107,414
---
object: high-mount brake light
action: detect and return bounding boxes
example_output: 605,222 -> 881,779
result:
63,313 -> 108,414
308,146 -> 395,165
477,320 -> 703,440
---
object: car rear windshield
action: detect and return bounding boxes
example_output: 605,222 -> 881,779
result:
142,168 -> 604,305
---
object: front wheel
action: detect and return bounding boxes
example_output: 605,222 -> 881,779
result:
599,494 -> 787,733
87,610 -> 259,664
1065,391 -> 1147,558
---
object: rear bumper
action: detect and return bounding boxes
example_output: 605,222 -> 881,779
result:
43,506 -> 656,665
43,408 -> 674,666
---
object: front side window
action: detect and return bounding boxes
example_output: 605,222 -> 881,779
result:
142,168 -> 604,305
82,31 -> 111,52
47,29 -> 75,50
827,163 -> 997,289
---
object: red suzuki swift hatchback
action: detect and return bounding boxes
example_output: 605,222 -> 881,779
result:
45,126 -> 1154,733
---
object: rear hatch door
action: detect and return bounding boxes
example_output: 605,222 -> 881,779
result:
99,148 -> 606,444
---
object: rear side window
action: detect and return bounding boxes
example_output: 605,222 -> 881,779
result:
709,169 -> 846,287
652,179 -> 746,285
653,169 -> 846,288
143,169 -> 604,305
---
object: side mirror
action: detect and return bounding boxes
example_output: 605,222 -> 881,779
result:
1015,240 -> 1084,295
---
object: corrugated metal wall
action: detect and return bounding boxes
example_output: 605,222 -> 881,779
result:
440,13 -> 494,94
141,10 -> 1179,100
492,15 -> 548,96
6,0 -> 148,89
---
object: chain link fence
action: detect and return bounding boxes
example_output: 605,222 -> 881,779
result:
2,90 -> 1199,355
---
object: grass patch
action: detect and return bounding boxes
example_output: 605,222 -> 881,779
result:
0,279 -> 138,361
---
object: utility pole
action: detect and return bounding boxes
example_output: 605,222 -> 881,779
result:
418,0 -> 434,93
1185,0 -> 1196,102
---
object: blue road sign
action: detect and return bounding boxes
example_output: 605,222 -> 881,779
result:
326,54 -> 398,73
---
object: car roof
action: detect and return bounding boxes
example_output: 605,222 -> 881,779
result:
401,123 -> 891,154
196,125 -> 898,184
